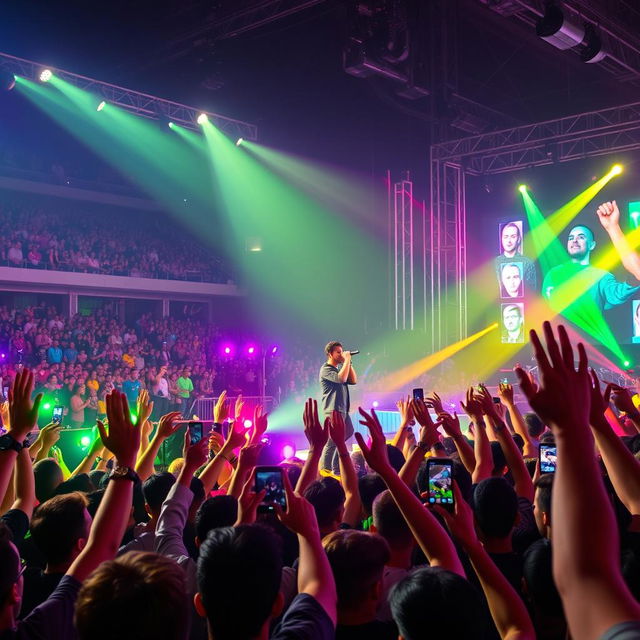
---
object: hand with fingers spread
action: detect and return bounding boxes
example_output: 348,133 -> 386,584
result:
411,398 -> 441,449
8,368 -> 43,442
396,396 -> 414,428
156,411 -> 182,440
473,385 -> 501,422
355,407 -> 393,477
460,387 -> 484,425
328,410 -> 347,449
182,429 -> 209,471
514,322 -> 591,431
250,404 -> 268,445
213,390 -> 230,424
275,467 -> 320,539
225,418 -> 251,451
433,481 -> 477,549
438,411 -> 462,439
303,398 -> 329,453
234,394 -> 245,421
425,391 -> 444,415
497,382 -> 514,406
235,468 -> 266,525
606,383 -> 639,417
136,389 -> 154,427
98,391 -> 140,468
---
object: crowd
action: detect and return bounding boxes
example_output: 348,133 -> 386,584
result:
0,322 -> 639,640
0,303 -> 315,425
0,200 -> 230,283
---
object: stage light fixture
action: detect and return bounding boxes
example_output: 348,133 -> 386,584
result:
197,113 -> 208,125
610,164 -> 623,176
168,121 -> 175,129
282,444 -> 296,460
243,419 -> 253,429
96,100 -> 106,112
43,403 -> 51,410
624,360 -> 631,368
236,137 -> 244,146
536,4 -> 585,50
80,436 -> 91,447
1,70 -> 16,91
247,345 -> 256,355
581,23 -> 607,64
372,400 -> 379,408
271,345 -> 279,355
518,185 -> 528,193
39,69 -> 53,82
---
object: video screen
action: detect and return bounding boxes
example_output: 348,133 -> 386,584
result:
540,445 -> 557,473
427,463 -> 453,505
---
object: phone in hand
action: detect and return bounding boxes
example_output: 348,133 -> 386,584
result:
492,397 -> 501,404
52,406 -> 63,425
426,458 -> 455,512
539,443 -> 557,474
412,388 -> 424,402
254,465 -> 287,513
188,421 -> 204,444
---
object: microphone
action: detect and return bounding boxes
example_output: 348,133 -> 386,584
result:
348,350 -> 360,356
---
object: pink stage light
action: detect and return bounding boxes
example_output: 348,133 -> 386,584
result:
243,419 -> 253,429
372,400 -> 379,408
282,444 -> 295,460
271,345 -> 278,354
247,346 -> 256,355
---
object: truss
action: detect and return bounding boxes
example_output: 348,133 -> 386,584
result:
0,52 -> 258,140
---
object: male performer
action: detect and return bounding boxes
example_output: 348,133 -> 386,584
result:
319,341 -> 357,473
543,202 -> 640,311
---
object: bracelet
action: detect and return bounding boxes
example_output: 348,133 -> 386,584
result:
338,451 -> 351,459
417,441 -> 430,452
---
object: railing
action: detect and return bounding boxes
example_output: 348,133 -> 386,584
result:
191,396 -> 275,421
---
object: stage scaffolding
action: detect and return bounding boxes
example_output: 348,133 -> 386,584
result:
429,99 -> 640,351
0,52 -> 258,141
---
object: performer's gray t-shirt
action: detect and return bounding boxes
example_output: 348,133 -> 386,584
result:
319,363 -> 352,415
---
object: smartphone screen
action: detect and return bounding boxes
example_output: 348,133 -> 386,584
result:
52,406 -> 63,425
426,459 -> 455,511
412,388 -> 424,402
188,421 -> 204,444
255,466 -> 287,513
492,397 -> 501,404
539,444 -> 557,473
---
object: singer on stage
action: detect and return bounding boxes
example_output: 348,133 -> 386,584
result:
319,341 -> 357,473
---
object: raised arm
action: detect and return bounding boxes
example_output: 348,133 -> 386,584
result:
11,446 -> 36,521
135,411 -> 182,482
355,407 -> 465,577
438,411 -> 476,474
436,483 -> 535,640
391,396 -> 413,450
498,383 -> 537,458
607,383 -> 640,434
277,470 -> 337,626
461,388 -> 492,483
597,201 -> 640,281
68,391 -> 140,582
516,322 -> 640,640
399,399 -> 442,486
337,352 -> 352,384
295,399 -> 328,494
329,411 -> 361,527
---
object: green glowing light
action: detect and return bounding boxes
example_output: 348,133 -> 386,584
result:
630,202 -> 640,230
96,100 -> 106,112
43,402 -> 51,410
518,184 -> 527,193
168,121 -> 175,128
236,137 -> 244,146
80,436 -> 91,447
39,69 -> 52,82
624,360 -> 631,368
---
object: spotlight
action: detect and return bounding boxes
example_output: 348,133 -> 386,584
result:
80,435 -> 91,447
0,353 -> 5,359
1,70 -> 16,91
236,137 -> 244,146
610,164 -> 623,176
282,444 -> 296,460
247,346 -> 256,355
243,419 -> 253,429
270,345 -> 279,355
43,403 -> 51,410
224,347 -> 231,355
536,4 -> 585,50
39,69 -> 53,82
518,185 -> 528,193
96,100 -> 106,112
372,401 -> 379,408
197,113 -> 208,125
168,121 -> 175,129
624,360 -> 631,368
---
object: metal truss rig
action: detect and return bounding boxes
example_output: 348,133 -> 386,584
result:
0,52 -> 258,141
432,99 -> 640,175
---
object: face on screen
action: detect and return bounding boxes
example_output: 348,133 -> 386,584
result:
503,305 -> 523,333
501,263 -> 523,298
501,223 -> 521,257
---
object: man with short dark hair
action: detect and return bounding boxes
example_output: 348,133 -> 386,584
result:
534,474 -> 553,539
319,341 -> 357,473
303,477 -> 345,538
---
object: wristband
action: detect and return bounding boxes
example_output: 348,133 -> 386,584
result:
417,441 -> 430,452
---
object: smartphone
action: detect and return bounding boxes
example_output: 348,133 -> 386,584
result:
52,406 -> 63,425
412,388 -> 424,402
492,397 -> 501,404
501,377 -> 509,384
539,444 -> 557,474
254,465 -> 287,513
23,432 -> 37,448
2,386 -> 8,400
188,421 -> 204,444
426,458 -> 455,511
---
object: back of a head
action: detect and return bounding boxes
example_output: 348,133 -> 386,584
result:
0,522 -> 20,611
524,412 -> 545,438
53,473 -> 94,497
473,477 -> 518,539
523,539 -> 564,617
390,567 -> 487,640
372,490 -> 412,550
31,492 -> 90,566
490,441 -> 507,475
359,473 -> 387,517
197,524 -> 283,640
323,529 -> 390,612
534,473 -> 554,518
75,551 -> 188,640
143,472 -> 176,515
195,496 -> 238,541
303,477 -> 345,529
386,444 -> 405,473
33,458 -> 64,503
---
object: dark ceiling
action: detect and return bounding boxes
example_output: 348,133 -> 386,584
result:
3,0 -> 640,182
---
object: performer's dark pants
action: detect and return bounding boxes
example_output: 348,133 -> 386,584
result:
321,412 -> 354,474
152,396 -> 169,421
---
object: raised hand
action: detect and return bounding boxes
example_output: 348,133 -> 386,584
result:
596,200 -> 620,230
303,398 -> 329,452
497,382 -> 514,405
606,383 -> 638,416
425,392 -> 444,414
438,411 -> 462,439
213,390 -> 230,424
237,442 -> 263,469
411,398 -> 441,448
515,322 -> 590,432
234,394 -> 245,421
355,407 -> 392,475
396,396 -> 414,427
136,389 -> 154,427
275,467 -> 319,539
250,404 -> 268,445
473,385 -> 500,421
182,429 -> 209,470
589,370 -> 612,431
156,411 -> 182,439
236,468 -> 266,525
328,410 -> 346,446
460,387 -> 484,424
98,391 -> 140,467
8,368 -> 43,442
208,430 -> 225,454
225,417 -> 251,451
40,423 -> 62,451
432,482 -> 477,549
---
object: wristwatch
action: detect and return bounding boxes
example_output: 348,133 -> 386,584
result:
108,465 -> 139,483
0,433 -> 25,453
